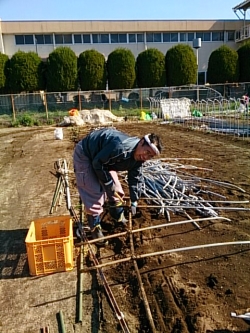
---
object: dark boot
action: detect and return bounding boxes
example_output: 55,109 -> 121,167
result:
109,203 -> 128,227
87,214 -> 108,247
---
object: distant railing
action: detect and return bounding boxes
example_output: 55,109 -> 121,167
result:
151,97 -> 250,139
235,23 -> 250,42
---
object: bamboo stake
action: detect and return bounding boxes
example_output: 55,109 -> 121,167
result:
77,216 -> 230,247
160,158 -> 203,161
128,205 -> 157,333
44,93 -> 48,121
136,205 -> 250,211
183,211 -> 201,230
178,171 -> 246,192
138,241 -> 250,260
110,196 -> 249,204
81,240 -> 250,272
11,94 -> 16,121
77,245 -> 83,323
71,206 -> 131,332
58,310 -> 66,333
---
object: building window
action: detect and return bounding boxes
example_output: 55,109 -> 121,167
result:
212,31 -> 224,41
55,35 -> 63,44
24,35 -> 34,44
110,33 -> 127,43
128,34 -> 136,43
204,32 -> 211,41
188,33 -> 195,41
196,32 -> 211,41
163,33 -> 178,42
35,35 -> 43,44
92,33 -> 109,43
15,35 -> 35,45
74,34 -> 82,43
163,33 -> 170,42
128,33 -> 144,43
63,34 -> 73,44
55,34 -> 72,44
154,33 -> 162,42
180,33 -> 187,42
146,33 -> 153,42
196,32 -> 202,40
15,35 -> 24,45
82,34 -> 91,43
35,34 -> 53,44
171,33 -> 178,42
44,35 -> 53,44
146,33 -> 162,43
137,33 -> 144,43
227,31 -> 235,41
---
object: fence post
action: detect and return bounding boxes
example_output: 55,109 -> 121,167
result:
140,88 -> 142,110
44,92 -> 48,121
109,90 -> 111,111
11,94 -> 16,121
78,89 -> 81,111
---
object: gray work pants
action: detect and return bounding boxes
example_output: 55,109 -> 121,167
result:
73,142 -> 124,216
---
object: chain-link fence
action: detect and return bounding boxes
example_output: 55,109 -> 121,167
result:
0,89 -> 148,118
0,84 -> 249,139
0,83 -> 249,117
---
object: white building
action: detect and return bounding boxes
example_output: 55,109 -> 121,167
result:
0,1 -> 249,84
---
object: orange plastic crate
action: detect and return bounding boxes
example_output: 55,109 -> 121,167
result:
25,215 -> 74,276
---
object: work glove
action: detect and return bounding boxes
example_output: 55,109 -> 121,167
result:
131,201 -> 137,216
104,181 -> 116,201
109,201 -> 126,223
109,199 -> 123,208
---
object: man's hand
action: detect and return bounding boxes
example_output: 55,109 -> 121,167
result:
131,201 -> 137,215
108,199 -> 123,207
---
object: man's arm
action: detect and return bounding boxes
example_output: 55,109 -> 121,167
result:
127,165 -> 142,202
92,140 -> 122,184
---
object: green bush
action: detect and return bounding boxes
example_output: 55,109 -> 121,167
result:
18,114 -> 34,126
0,52 -> 9,93
165,44 -> 197,86
11,113 -> 34,127
136,48 -> 165,88
207,45 -> 239,84
107,48 -> 136,89
237,42 -> 250,82
78,50 -> 106,90
7,51 -> 44,93
46,47 -> 78,92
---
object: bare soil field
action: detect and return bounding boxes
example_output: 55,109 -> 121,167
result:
0,122 -> 250,333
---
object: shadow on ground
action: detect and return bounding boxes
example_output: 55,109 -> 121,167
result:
0,229 -> 29,279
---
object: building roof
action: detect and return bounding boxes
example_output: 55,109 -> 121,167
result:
0,19 -> 246,34
233,0 -> 250,11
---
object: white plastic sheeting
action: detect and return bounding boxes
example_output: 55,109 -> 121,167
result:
160,98 -> 191,119
79,109 -> 123,124
59,109 -> 124,126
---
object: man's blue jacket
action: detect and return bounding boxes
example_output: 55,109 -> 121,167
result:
81,127 -> 143,202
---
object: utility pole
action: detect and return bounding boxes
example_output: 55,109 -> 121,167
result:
193,38 -> 201,101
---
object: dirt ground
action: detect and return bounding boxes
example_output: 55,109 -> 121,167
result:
1,121 -> 250,333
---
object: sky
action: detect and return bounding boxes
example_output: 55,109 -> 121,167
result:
0,0 -> 249,21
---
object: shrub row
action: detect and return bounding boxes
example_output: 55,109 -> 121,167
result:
0,42 -> 249,93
